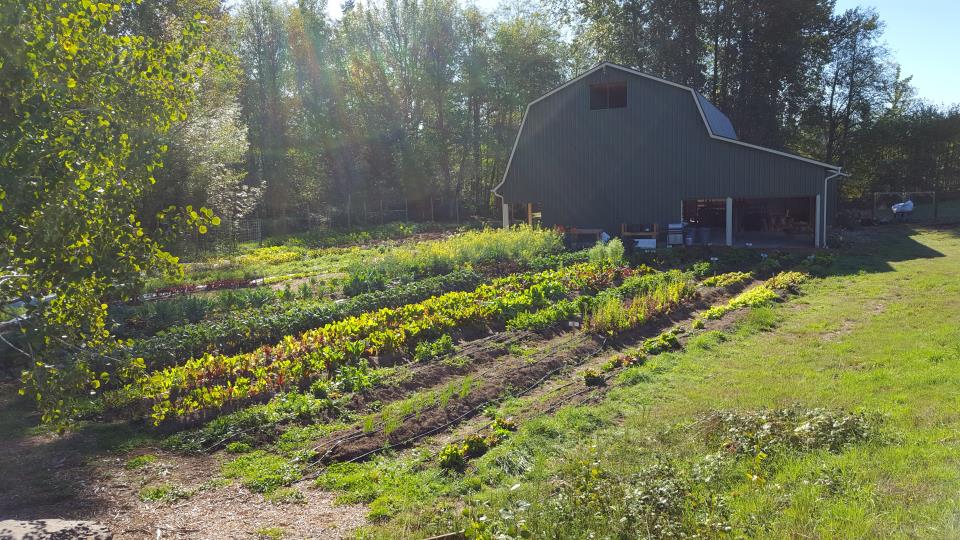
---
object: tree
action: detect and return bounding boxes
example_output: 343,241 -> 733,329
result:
0,0 -> 216,426
237,0 -> 292,229
488,13 -> 567,192
569,0 -> 703,86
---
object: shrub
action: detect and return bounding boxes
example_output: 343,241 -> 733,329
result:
463,434 -> 489,459
699,407 -> 876,455
690,261 -> 713,278
700,271 -> 752,288
414,334 -> 455,362
701,285 -> 779,320
756,256 -> 783,275
643,330 -> 680,354
587,296 -> 629,335
587,238 -> 624,267
438,443 -> 468,472
766,271 -> 808,291
342,268 -> 387,296
583,369 -> 605,387
225,441 -> 252,454
506,298 -> 581,332
798,253 -> 835,276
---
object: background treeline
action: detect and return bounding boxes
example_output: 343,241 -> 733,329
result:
145,0 -> 960,228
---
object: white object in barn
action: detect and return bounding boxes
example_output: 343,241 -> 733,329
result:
891,200 -> 914,215
634,238 -> 657,250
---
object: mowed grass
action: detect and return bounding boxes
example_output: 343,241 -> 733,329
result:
349,226 -> 960,538
630,226 -> 960,536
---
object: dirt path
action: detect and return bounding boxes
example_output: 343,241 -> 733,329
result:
0,388 -> 366,539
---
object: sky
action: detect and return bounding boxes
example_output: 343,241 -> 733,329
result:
322,0 -> 959,106
834,0 -> 960,106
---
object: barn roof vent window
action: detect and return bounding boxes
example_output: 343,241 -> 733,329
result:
590,81 -> 627,110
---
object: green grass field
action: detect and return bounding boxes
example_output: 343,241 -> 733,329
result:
343,225 -> 960,538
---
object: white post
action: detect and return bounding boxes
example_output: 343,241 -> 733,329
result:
815,194 -> 822,248
502,202 -> 510,229
725,197 -> 733,246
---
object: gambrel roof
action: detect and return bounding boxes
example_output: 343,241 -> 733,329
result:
494,62 -> 840,197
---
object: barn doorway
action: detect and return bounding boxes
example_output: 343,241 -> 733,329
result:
681,199 -> 727,245
732,197 -> 816,247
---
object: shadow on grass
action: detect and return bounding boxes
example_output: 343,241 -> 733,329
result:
0,385 -> 158,519
828,223 -> 948,276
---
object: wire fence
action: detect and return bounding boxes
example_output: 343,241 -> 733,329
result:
869,191 -> 960,224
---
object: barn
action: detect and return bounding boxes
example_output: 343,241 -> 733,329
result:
493,62 -> 847,248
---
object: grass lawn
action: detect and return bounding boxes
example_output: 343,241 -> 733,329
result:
347,225 -> 960,538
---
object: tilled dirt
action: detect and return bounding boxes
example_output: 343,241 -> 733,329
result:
328,280 -> 765,459
308,282 -> 759,466
310,332 -> 602,465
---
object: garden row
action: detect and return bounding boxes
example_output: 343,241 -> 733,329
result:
121,262 -> 631,423
115,226 -> 569,345
426,270 -> 804,476
157,267 -> 787,494
157,225 -> 563,292
224,269 -> 779,487
127,270 -> 485,369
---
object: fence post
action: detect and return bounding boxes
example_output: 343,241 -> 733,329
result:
933,191 -> 939,223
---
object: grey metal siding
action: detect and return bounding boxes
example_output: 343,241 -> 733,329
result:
500,69 -> 829,232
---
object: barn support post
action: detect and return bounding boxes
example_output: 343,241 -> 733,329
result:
725,197 -> 733,246
502,203 -> 510,229
815,194 -> 822,248
527,203 -> 533,226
